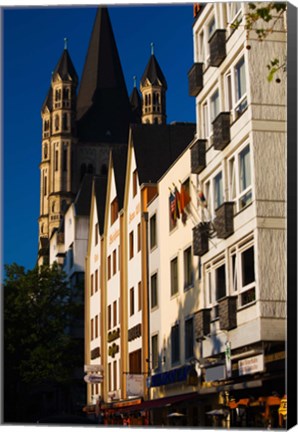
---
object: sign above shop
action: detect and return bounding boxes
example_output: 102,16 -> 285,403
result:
126,374 -> 144,397
84,373 -> 104,384
238,354 -> 264,376
84,364 -> 103,373
205,364 -> 226,382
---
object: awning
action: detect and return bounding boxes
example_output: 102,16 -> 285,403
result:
117,392 -> 199,413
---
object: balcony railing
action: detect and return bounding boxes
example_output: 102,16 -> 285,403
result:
193,222 -> 210,256
218,296 -> 237,330
214,202 -> 234,239
212,112 -> 231,150
209,29 -> 226,67
188,63 -> 204,97
194,309 -> 211,340
191,139 -> 207,174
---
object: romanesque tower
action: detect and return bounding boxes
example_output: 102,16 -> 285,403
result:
140,44 -> 167,124
39,41 -> 78,263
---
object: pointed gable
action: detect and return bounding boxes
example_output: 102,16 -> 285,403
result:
94,175 -> 108,235
111,144 -> 128,211
76,7 -> 131,143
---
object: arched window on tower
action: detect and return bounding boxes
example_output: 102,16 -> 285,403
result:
63,88 -> 70,100
87,164 -> 94,174
55,115 -> 60,131
145,94 -> 148,106
153,93 -> 157,104
44,143 -> 48,159
52,201 -> 56,213
62,113 -> 68,131
43,174 -> 47,196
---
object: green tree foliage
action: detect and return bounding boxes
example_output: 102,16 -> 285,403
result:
232,2 -> 287,82
3,263 -> 84,422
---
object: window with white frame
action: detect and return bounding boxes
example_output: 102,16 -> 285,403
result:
228,143 -> 252,211
201,88 -> 220,142
214,171 -> 224,210
205,257 -> 226,320
151,334 -> 159,370
225,55 -> 247,120
230,239 -> 256,307
227,2 -> 242,33
202,168 -> 224,219
195,13 -> 216,68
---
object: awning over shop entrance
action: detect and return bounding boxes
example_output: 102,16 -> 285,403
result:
116,391 -> 199,413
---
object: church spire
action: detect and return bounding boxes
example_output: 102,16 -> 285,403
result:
130,76 -> 142,124
140,43 -> 167,124
76,7 -> 130,143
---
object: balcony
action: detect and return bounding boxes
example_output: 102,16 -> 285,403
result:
193,222 -> 210,256
191,139 -> 206,174
209,29 -> 226,67
194,309 -> 211,340
214,202 -> 234,239
212,112 -> 230,150
218,296 -> 237,330
188,63 -> 204,97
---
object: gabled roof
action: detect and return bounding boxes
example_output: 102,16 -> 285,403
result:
131,123 -> 195,185
74,173 -> 93,216
76,7 -> 131,143
129,87 -> 142,124
53,48 -> 78,83
94,175 -> 108,235
111,144 -> 128,211
140,54 -> 167,89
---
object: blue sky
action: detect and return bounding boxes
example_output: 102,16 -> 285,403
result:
3,4 -> 196,270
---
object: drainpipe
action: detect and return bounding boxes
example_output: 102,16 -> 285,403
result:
142,211 -> 151,401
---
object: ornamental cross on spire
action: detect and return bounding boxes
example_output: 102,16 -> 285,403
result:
151,42 -> 154,55
64,37 -> 68,50
133,75 -> 137,88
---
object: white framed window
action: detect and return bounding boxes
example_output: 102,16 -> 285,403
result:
201,87 -> 220,143
227,2 -> 242,35
228,143 -> 252,212
204,256 -> 226,320
214,171 -> 224,210
224,55 -> 247,120
229,238 -> 256,308
195,12 -> 217,68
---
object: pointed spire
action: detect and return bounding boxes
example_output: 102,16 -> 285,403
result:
76,7 -> 130,143
52,47 -> 78,83
140,49 -> 167,89
130,77 -> 142,124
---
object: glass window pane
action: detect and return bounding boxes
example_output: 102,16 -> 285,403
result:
216,264 -> 226,300
185,318 -> 194,360
235,57 -> 246,101
242,246 -> 255,286
239,145 -> 251,191
211,90 -> 220,122
214,172 -> 223,209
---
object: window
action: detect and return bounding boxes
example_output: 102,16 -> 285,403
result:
170,257 -> 179,296
95,223 -> 98,245
152,334 -> 159,370
62,147 -> 67,171
55,149 -> 59,171
138,281 -> 142,311
201,88 -> 220,141
169,193 -> 178,231
108,255 -> 111,280
227,2 -> 242,33
113,360 -> 117,390
150,214 -> 157,249
130,287 -> 135,316
129,231 -> 134,259
62,113 -> 68,131
151,273 -> 158,309
95,269 -> 98,292
54,115 -> 59,131
111,197 -> 119,225
185,317 -> 194,360
133,169 -> 138,197
210,89 -> 220,124
43,174 -> 47,196
91,274 -> 94,296
108,305 -> 111,330
225,56 -> 247,120
43,143 -> 48,159
214,171 -> 224,210
91,318 -> 94,341
95,315 -> 98,338
108,363 -> 112,392
184,247 -> 193,290
171,323 -> 180,365
230,241 -> 256,307
129,349 -> 142,374
113,300 -> 117,326
228,144 -> 252,211
113,250 -> 117,275
216,264 -> 226,301
137,223 -> 141,252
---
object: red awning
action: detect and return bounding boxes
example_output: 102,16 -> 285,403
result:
118,392 -> 199,413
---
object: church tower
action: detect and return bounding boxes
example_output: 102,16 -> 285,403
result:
39,40 -> 78,261
140,43 -> 167,124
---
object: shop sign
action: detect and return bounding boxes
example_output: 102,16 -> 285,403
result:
84,364 -> 104,373
205,364 -> 226,382
278,396 -> 287,416
238,354 -> 264,376
150,365 -> 192,388
84,373 -> 104,384
126,374 -> 144,397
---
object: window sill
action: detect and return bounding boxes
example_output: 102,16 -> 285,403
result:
170,292 -> 179,300
237,300 -> 257,312
234,200 -> 253,217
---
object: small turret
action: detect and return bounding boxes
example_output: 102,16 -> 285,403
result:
140,43 -> 167,124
